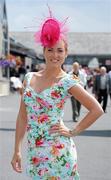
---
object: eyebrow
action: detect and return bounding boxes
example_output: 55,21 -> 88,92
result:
56,48 -> 64,50
48,47 -> 63,50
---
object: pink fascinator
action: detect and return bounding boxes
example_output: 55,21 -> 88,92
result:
34,7 -> 68,47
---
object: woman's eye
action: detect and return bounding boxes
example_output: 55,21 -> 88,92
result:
58,49 -> 63,52
48,49 -> 52,52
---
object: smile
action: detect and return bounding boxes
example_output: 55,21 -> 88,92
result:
51,59 -> 59,63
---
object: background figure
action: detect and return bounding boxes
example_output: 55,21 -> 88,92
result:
93,66 -> 109,112
19,64 -> 26,82
108,70 -> 111,100
69,62 -> 87,122
10,76 -> 23,95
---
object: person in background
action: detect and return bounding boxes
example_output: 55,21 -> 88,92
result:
93,66 -> 109,112
69,62 -> 87,122
11,9 -> 103,180
26,65 -> 30,73
79,65 -> 87,89
19,64 -> 26,82
108,70 -> 111,100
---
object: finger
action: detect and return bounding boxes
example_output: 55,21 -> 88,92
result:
50,127 -> 59,131
11,160 -> 22,173
49,128 -> 63,134
50,124 -> 62,130
49,130 -> 58,134
49,126 -> 64,132
50,123 -> 60,128
11,160 -> 18,172
58,129 -> 71,137
18,159 -> 22,172
59,131 -> 70,137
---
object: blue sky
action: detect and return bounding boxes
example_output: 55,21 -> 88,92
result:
6,0 -> 111,32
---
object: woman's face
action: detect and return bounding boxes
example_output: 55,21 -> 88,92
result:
43,40 -> 67,68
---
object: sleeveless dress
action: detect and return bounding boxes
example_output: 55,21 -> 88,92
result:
23,72 -> 80,180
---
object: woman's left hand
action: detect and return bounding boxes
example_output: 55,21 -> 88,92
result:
49,121 -> 72,137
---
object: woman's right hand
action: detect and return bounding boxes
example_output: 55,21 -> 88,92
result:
11,152 -> 22,173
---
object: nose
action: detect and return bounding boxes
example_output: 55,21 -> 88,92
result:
53,51 -> 58,58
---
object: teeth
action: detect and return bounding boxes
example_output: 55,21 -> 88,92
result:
51,60 -> 59,62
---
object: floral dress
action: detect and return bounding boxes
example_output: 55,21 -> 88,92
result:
23,72 -> 80,180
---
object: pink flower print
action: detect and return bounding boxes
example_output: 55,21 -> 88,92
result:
30,114 -> 37,121
51,90 -> 61,98
27,124 -> 31,131
51,145 -> 60,156
38,168 -> 48,176
26,91 -> 32,97
36,97 -> 47,106
55,143 -> 65,149
58,82 -> 63,87
65,162 -> 70,168
38,114 -> 49,123
36,97 -> 45,105
73,163 -> 77,171
71,163 -> 77,176
35,138 -> 44,146
56,99 -> 65,109
57,178 -> 61,180
36,97 -> 52,108
33,105 -> 38,111
43,157 -> 49,162
49,104 -> 53,109
32,157 -> 42,165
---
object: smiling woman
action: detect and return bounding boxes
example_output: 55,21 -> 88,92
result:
11,8 -> 103,180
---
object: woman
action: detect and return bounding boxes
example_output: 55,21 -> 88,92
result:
11,13 -> 103,180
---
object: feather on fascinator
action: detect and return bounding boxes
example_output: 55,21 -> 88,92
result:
34,7 -> 68,47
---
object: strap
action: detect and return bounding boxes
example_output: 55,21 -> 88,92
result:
24,72 -> 34,87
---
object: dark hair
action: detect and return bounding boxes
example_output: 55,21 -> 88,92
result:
43,39 -> 68,52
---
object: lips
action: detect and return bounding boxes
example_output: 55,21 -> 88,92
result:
51,59 -> 59,63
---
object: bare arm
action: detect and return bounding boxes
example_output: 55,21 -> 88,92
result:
11,82 -> 27,173
68,84 -> 104,135
14,97 -> 27,153
49,84 -> 104,137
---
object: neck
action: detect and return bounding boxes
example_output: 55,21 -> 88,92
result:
43,66 -> 65,78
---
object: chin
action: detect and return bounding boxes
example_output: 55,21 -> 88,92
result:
51,63 -> 61,67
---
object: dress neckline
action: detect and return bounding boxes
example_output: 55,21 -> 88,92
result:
28,72 -> 68,95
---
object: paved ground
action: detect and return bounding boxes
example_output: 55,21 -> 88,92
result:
0,92 -> 111,180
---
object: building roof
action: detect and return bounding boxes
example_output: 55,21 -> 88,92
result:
10,32 -> 111,56
10,37 -> 37,58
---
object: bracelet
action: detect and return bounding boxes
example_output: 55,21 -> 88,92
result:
69,128 -> 78,137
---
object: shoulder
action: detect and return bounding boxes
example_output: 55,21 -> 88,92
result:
23,72 -> 34,87
65,73 -> 80,81
24,72 -> 33,78
63,73 -> 80,91
31,70 -> 44,78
